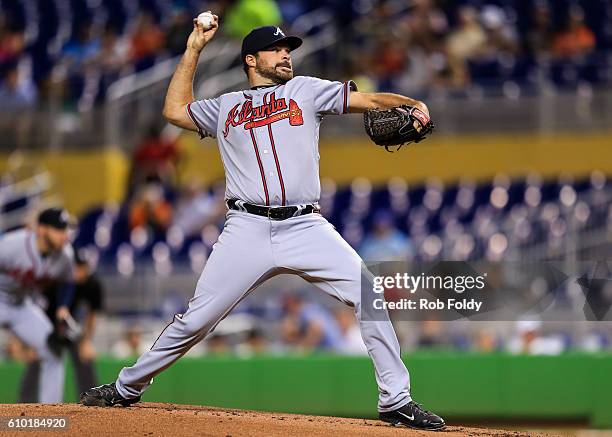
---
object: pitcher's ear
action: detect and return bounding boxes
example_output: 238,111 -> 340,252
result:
245,54 -> 257,68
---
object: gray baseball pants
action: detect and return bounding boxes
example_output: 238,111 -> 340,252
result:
116,210 -> 411,411
0,297 -> 64,403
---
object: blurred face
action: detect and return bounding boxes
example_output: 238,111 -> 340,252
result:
142,183 -> 164,204
249,43 -> 293,84
128,331 -> 142,348
459,7 -> 477,25
39,225 -> 69,253
374,220 -> 393,235
535,6 -> 550,26
569,9 -> 584,28
284,296 -> 303,315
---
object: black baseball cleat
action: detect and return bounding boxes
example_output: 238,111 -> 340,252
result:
379,401 -> 445,430
80,383 -> 141,407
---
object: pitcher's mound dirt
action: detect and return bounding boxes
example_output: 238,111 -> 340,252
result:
0,403 -> 555,437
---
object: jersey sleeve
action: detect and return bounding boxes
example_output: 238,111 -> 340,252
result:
186,98 -> 221,139
308,77 -> 358,116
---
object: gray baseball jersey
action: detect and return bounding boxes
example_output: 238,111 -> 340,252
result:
186,76 -> 356,206
115,75 -> 412,413
0,228 -> 74,303
0,228 -> 73,403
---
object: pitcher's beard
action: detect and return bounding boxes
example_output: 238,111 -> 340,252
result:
255,64 -> 293,84
42,233 -> 62,254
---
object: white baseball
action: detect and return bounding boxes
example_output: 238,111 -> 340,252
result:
197,12 -> 214,30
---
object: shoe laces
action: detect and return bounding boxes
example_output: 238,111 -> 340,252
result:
97,384 -> 116,398
409,401 -> 430,416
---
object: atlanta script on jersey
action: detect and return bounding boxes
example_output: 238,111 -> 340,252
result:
187,76 -> 357,207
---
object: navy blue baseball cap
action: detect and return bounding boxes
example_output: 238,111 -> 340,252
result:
38,207 -> 76,230
241,26 -> 302,61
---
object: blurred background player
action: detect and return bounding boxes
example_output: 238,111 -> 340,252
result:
0,207 -> 75,403
18,248 -> 104,402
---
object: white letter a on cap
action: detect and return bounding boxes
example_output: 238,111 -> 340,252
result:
274,27 -> 285,36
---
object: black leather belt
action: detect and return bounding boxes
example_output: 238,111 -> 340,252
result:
227,199 -> 321,221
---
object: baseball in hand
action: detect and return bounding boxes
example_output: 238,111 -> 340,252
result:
197,12 -> 214,30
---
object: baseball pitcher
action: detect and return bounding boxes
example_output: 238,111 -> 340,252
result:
81,14 -> 444,430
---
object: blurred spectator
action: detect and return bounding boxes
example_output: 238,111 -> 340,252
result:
402,0 -> 448,53
112,325 -> 147,359
0,64 -> 36,148
19,249 -> 105,401
129,12 -> 165,71
446,6 -> 487,87
0,64 -> 36,110
98,27 -> 129,73
238,329 -> 269,356
0,15 -> 25,73
173,179 -> 226,237
166,8 -> 194,56
129,124 -> 181,195
552,6 -> 595,59
350,60 -> 378,94
371,36 -> 408,91
397,44 -> 442,95
54,22 -> 102,109
128,182 -> 174,236
506,320 -> 566,355
473,329 -> 499,352
95,27 -> 129,99
525,2 -> 553,56
205,333 -> 231,356
580,330 -> 609,352
334,308 -> 367,355
395,0 -> 449,93
359,211 -> 413,262
280,294 -> 344,352
480,5 -> 518,58
417,320 -> 447,348
61,23 -> 101,74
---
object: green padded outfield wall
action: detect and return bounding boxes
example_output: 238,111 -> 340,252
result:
1,353 -> 611,427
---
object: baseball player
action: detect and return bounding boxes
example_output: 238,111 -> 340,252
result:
18,249 -> 103,401
81,16 -> 444,430
0,207 -> 76,403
